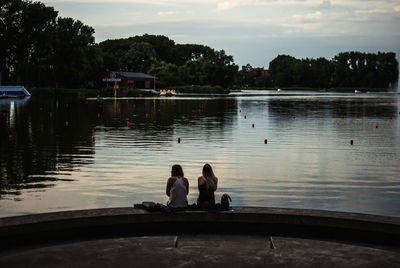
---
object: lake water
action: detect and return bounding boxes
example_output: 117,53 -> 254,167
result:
1,91 -> 399,218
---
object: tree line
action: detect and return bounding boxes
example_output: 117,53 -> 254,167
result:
1,0 -> 398,90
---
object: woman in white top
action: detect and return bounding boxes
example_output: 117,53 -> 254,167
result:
166,164 -> 189,207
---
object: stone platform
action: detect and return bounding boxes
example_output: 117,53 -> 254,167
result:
0,207 -> 399,267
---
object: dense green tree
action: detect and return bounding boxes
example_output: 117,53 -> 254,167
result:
123,42 -> 156,73
0,0 -> 57,86
52,17 -> 103,88
148,61 -> 182,88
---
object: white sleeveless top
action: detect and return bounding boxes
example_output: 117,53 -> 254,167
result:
168,177 -> 188,207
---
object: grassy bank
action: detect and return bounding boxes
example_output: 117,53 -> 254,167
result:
29,87 -> 155,99
240,86 -> 391,92
172,85 -> 229,94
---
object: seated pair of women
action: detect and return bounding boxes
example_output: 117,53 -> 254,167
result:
166,163 -> 218,208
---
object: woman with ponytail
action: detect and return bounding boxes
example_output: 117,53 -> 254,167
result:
197,163 -> 218,208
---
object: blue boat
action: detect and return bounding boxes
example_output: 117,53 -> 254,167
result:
0,86 -> 31,98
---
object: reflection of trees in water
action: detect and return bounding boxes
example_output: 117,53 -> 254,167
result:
98,98 -> 237,144
265,97 -> 398,119
0,97 -> 237,197
0,98 -> 96,197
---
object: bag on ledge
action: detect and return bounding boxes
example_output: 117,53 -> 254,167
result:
220,194 -> 232,211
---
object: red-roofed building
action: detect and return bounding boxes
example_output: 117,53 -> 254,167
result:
251,68 -> 270,77
99,71 -> 156,89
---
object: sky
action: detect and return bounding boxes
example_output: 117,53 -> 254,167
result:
42,0 -> 400,68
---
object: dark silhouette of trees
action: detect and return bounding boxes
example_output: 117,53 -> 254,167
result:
1,0 -> 102,88
269,52 -> 398,89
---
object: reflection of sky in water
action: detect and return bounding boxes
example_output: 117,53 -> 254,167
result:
1,93 -> 399,217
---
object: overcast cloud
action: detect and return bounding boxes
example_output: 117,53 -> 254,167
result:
42,0 -> 400,67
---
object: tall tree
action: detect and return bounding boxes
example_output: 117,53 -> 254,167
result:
52,17 -> 102,88
0,0 -> 57,86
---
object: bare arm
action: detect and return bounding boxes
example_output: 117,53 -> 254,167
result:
198,176 -> 206,190
166,177 -> 175,196
184,177 -> 189,195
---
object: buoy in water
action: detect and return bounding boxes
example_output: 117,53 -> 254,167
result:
350,139 -> 353,145
244,115 -> 247,119
49,112 -> 53,117
65,121 -> 69,127
146,114 -> 148,118
8,134 -> 12,141
92,136 -> 95,142
264,139 -> 268,144
118,108 -> 121,113
139,94 -> 142,97
376,125 -> 378,129
97,113 -> 101,118
188,123 -> 192,127
252,123 -> 254,128
178,137 -> 181,143
126,121 -> 130,127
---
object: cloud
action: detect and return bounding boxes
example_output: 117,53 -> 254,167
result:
156,11 -> 177,16
319,0 -> 331,9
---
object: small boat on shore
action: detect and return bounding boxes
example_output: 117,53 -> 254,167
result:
0,86 -> 31,98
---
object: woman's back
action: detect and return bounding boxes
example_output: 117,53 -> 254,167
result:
197,176 -> 216,206
167,177 -> 189,207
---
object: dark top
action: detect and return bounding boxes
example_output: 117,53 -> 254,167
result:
197,184 -> 215,205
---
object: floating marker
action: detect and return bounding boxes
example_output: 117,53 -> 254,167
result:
126,121 -> 130,127
8,134 -> 12,141
65,121 -> 69,127
198,109 -> 201,113
292,116 -> 296,119
139,94 -> 142,97
97,113 -> 101,118
178,137 -> 181,143
244,115 -> 247,119
376,125 -> 378,129
342,116 -> 344,120
118,108 -> 121,113
239,109 -> 241,113
5,120 -> 8,125
92,136 -> 95,142
252,123 -> 254,128
188,123 -> 192,127
264,139 -> 268,144
49,112 -> 53,118
195,114 -> 197,118
146,114 -> 148,118
350,139 -> 353,145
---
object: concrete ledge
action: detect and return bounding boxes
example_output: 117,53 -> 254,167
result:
1,207 -> 399,249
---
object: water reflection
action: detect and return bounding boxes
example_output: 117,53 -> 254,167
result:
0,93 -> 399,217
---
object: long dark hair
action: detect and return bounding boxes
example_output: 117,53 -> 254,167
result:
171,164 -> 184,177
202,163 -> 218,191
